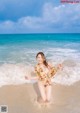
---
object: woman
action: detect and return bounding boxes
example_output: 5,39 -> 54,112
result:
25,52 -> 63,103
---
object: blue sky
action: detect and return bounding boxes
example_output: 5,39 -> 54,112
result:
0,0 -> 80,33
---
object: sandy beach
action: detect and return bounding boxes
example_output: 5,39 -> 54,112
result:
0,81 -> 80,113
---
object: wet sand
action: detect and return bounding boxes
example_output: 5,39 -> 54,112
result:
0,81 -> 80,113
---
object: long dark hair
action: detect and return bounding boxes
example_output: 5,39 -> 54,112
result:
36,52 -> 48,67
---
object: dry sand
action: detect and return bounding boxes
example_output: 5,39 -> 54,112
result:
0,81 -> 80,113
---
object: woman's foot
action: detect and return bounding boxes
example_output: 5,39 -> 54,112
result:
37,98 -> 51,104
37,97 -> 46,104
45,100 -> 50,103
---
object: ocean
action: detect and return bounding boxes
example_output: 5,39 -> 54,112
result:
0,33 -> 80,87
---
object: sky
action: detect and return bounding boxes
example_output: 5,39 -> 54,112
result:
0,0 -> 80,33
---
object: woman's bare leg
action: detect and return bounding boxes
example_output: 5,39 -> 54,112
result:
38,81 -> 46,102
45,85 -> 52,102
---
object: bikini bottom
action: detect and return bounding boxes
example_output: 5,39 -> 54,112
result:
44,82 -> 52,87
38,79 -> 52,87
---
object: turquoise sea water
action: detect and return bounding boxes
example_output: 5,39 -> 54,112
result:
0,33 -> 80,87
0,33 -> 80,63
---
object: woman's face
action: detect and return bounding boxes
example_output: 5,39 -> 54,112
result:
36,54 -> 44,64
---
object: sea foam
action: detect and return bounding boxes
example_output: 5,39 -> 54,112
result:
0,59 -> 80,88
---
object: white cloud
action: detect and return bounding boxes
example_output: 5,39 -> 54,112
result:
42,3 -> 80,27
18,16 -> 43,29
0,3 -> 80,33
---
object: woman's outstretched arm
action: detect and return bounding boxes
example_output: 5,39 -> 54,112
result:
25,66 -> 39,80
48,62 -> 63,78
48,61 -> 63,71
25,76 -> 38,80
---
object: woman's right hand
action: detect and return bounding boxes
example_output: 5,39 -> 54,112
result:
25,76 -> 30,80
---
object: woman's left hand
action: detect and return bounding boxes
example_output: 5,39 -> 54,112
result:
57,64 -> 63,70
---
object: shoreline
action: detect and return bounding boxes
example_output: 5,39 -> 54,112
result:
0,81 -> 80,113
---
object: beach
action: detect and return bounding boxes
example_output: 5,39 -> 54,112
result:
0,34 -> 80,113
0,81 -> 80,113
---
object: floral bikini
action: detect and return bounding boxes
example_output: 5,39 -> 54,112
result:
35,63 -> 57,87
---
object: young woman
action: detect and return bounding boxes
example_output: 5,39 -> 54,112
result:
25,52 -> 63,103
